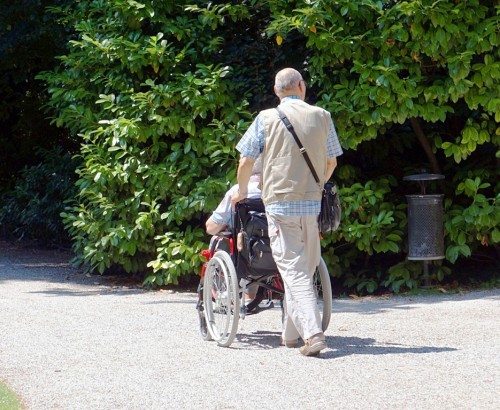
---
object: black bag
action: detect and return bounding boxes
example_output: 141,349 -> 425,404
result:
277,108 -> 341,234
234,199 -> 277,277
319,182 -> 341,233
244,211 -> 268,238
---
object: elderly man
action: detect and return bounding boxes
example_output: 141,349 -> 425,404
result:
231,68 -> 343,356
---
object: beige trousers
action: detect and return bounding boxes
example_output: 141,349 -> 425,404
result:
266,213 -> 322,341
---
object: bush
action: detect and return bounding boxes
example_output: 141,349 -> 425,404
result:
39,1 -> 252,282
38,0 -> 499,293
0,147 -> 78,244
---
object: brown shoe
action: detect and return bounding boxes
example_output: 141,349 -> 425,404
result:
299,333 -> 326,356
280,337 -> 299,348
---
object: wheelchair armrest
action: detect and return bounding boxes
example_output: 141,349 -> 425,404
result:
216,231 -> 233,238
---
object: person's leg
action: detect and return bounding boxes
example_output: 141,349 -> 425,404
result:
246,282 -> 259,300
298,215 -> 327,356
267,213 -> 322,342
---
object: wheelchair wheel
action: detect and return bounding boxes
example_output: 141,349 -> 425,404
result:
203,251 -> 240,347
315,257 -> 332,331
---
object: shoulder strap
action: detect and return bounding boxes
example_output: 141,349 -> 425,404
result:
276,107 -> 320,184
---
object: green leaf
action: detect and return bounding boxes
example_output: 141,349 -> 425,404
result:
492,229 -> 500,243
465,179 -> 477,193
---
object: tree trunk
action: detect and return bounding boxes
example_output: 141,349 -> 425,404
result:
409,117 -> 442,175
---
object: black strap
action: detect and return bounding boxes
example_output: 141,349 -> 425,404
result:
276,107 -> 320,184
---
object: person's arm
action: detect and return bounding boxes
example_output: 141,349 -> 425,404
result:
231,156 -> 255,207
206,186 -> 236,235
325,117 -> 342,181
233,113 -> 264,205
325,157 -> 337,181
205,219 -> 226,236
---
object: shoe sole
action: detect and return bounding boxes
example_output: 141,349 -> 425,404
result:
300,340 -> 327,356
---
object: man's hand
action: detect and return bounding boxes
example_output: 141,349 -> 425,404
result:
230,190 -> 247,209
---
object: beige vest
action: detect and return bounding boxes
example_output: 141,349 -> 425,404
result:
260,100 -> 330,205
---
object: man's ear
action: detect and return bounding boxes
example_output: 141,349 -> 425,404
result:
274,85 -> 279,98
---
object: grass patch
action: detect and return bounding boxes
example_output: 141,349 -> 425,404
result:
0,381 -> 22,410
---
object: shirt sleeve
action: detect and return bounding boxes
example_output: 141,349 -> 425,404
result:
326,118 -> 343,158
236,114 -> 264,159
209,185 -> 238,227
209,182 -> 261,228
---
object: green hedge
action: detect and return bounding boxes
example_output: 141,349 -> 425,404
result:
37,0 -> 498,292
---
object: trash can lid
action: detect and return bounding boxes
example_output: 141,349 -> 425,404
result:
403,173 -> 445,181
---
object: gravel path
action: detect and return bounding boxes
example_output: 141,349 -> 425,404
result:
0,241 -> 499,410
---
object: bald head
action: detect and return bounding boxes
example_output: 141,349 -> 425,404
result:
274,68 -> 306,100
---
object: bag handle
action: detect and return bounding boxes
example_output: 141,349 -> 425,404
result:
276,107 -> 320,184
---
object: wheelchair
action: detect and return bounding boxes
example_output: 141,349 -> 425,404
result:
196,198 -> 332,347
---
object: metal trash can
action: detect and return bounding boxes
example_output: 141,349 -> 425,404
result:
403,173 -> 445,261
406,195 -> 444,260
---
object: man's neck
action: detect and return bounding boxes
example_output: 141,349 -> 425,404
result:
281,95 -> 302,101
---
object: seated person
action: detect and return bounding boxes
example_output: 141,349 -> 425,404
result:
205,156 -> 262,235
205,156 -> 263,307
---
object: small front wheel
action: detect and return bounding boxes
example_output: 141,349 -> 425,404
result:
197,283 -> 213,341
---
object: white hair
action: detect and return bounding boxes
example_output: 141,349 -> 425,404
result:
275,68 -> 302,96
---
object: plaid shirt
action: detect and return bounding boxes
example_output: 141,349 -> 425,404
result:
236,96 -> 343,216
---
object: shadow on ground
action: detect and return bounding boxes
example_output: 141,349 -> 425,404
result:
233,330 -> 457,359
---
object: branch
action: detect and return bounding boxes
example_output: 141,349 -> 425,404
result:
409,117 -> 442,175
